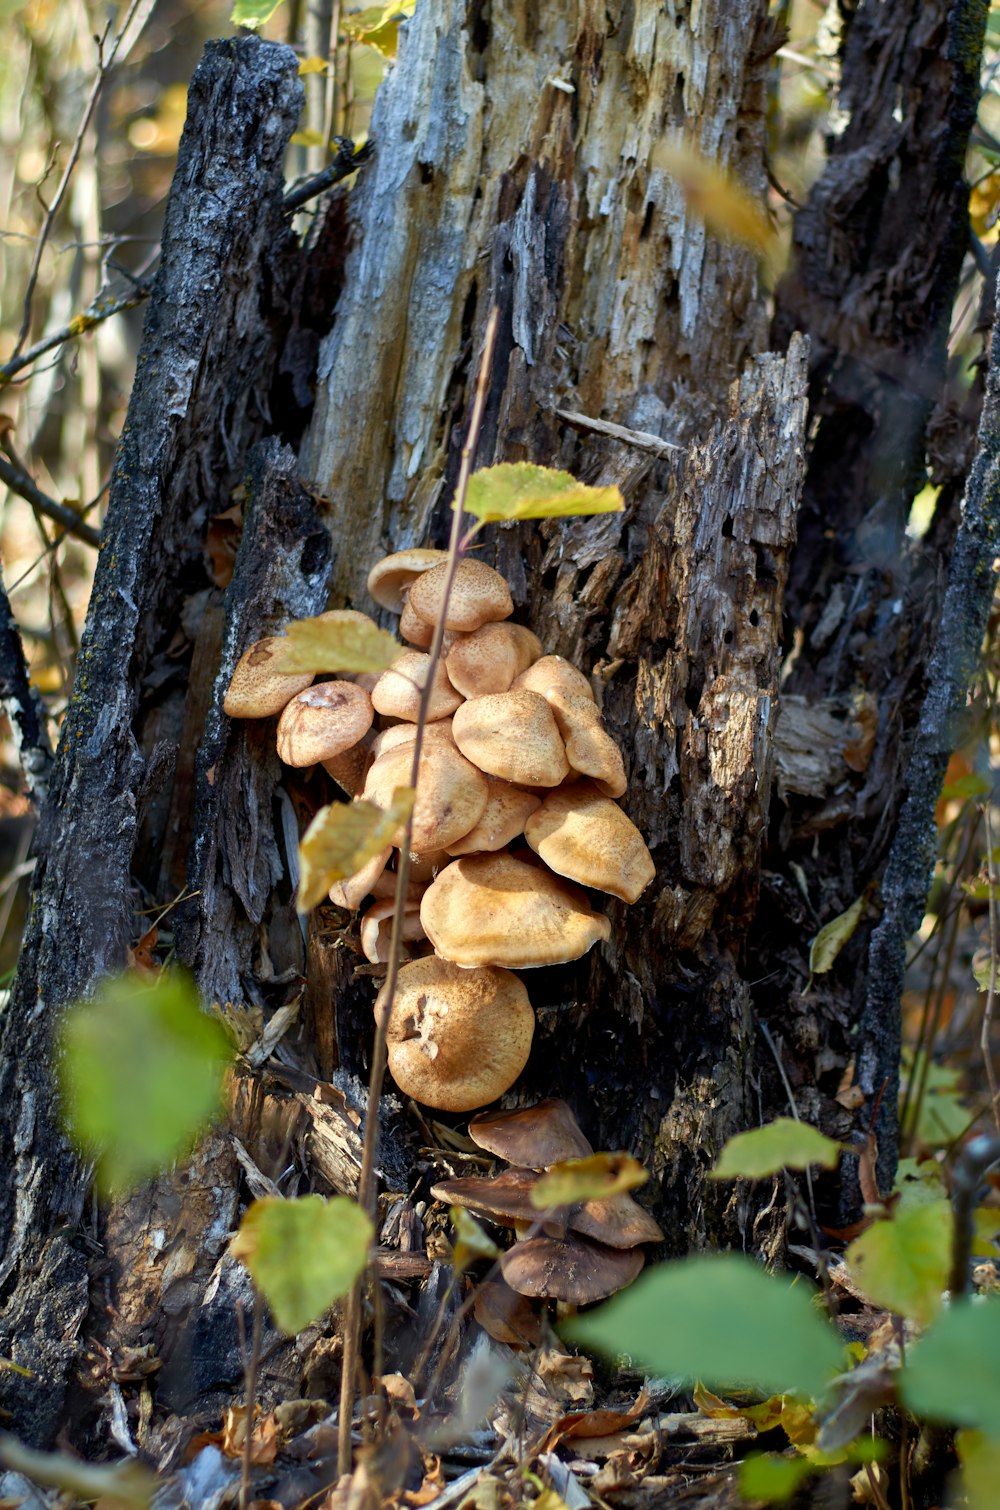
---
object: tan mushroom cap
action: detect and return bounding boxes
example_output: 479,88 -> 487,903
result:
420,852 -> 611,968
452,690 -> 569,788
322,734 -> 373,797
360,898 -> 426,963
512,654 -> 595,704
445,622 -> 542,699
445,778 -> 541,855
399,597 -> 434,647
276,680 -> 374,767
379,957 -> 534,1112
524,782 -> 655,903
370,719 -> 456,759
406,849 -> 452,884
370,650 -> 463,723
547,690 -> 627,798
367,548 -> 449,613
363,742 -> 488,852
469,1098 -> 595,1167
328,845 -> 391,910
223,637 -> 313,718
500,1233 -> 644,1303
407,559 -> 514,633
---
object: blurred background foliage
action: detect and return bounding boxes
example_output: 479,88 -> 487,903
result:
0,0 -> 999,1148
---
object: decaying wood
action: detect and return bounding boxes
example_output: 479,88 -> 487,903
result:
0,35 -> 304,1444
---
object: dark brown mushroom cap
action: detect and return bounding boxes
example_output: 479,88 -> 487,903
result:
468,1098 -> 594,1167
570,1193 -> 665,1249
500,1233 -> 644,1303
473,1279 -> 543,1348
431,1168 -> 567,1238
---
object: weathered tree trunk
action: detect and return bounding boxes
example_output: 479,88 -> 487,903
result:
0,0 -> 989,1463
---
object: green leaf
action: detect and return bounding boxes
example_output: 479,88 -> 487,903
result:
341,1 -> 415,57
297,789 -> 414,911
231,0 -> 284,29
900,1052 -> 970,1148
565,1254 -> 843,1401
711,1118 -> 844,1181
940,771 -> 992,801
739,1453 -> 815,1504
971,1207 -> 1000,1258
463,463 -> 624,525
59,970 -> 232,1197
451,1207 -> 500,1272
901,1301 -> 1000,1432
846,1201 -> 953,1327
956,1432 -> 1000,1510
892,1157 -> 947,1210
808,895 -> 864,975
531,1151 -> 648,1209
231,1194 -> 372,1335
269,615 -> 403,675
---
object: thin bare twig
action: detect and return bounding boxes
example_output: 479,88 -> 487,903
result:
336,308 -> 500,1478
0,454 -> 101,548
1,287 -> 150,387
13,0 -> 149,358
239,1296 -> 264,1510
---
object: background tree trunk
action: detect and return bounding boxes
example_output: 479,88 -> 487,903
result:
0,0 -> 989,1459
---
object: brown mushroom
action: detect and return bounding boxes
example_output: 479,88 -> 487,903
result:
431,1168 -> 565,1236
570,1192 -> 665,1249
379,957 -> 534,1111
328,845 -> 391,911
367,548 -> 449,613
407,559 -> 513,633
500,1233 -> 644,1304
452,690 -> 569,788
524,782 -> 655,903
223,637 -> 313,718
363,742 -> 488,852
469,1098 -> 595,1167
276,681 -> 374,767
420,852 -> 611,968
370,719 -> 456,759
399,596 -> 434,647
322,734 -> 373,797
473,1279 -> 543,1348
444,778 -> 542,855
512,654 -> 595,704
445,622 -> 542,699
370,650 -> 463,723
360,898 -> 426,963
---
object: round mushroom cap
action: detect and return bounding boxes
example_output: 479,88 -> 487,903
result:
399,597 -> 434,647
524,782 -> 655,903
452,690 -> 569,788
370,650 -> 463,723
445,622 -> 542,699
431,1168 -> 558,1232
547,690 -> 627,798
379,957 -> 534,1112
370,719 -> 456,759
500,1233 -> 644,1303
445,778 -> 541,855
407,559 -> 513,633
363,742 -> 488,852
223,637 -> 313,718
512,654 -> 595,704
328,845 -> 391,910
276,681 -> 374,767
570,1192 -> 665,1249
420,852 -> 611,968
321,735 -> 373,797
469,1098 -> 595,1167
360,898 -> 425,963
367,548 -> 449,613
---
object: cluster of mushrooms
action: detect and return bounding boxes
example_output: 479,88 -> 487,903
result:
224,548 -> 661,1299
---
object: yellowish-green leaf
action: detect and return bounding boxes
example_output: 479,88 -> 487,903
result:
531,1493 -> 571,1510
341,1 -> 415,57
846,1200 -> 953,1327
231,0 -> 284,29
232,1194 -> 372,1335
651,140 -> 779,263
290,128 -> 327,148
739,1453 -> 815,1504
892,1157 -> 947,1211
59,970 -> 232,1197
451,1207 -> 500,1273
971,1206 -> 1000,1258
809,895 -> 864,975
694,1386 -> 816,1447
901,1301 -> 1000,1431
463,462 -> 624,525
269,615 -> 403,675
711,1118 -> 844,1181
0,1438 -> 156,1508
531,1151 -> 648,1209
298,54 -> 328,74
297,789 -> 414,911
956,1431 -> 1000,1510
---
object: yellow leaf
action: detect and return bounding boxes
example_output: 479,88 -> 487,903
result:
651,139 -> 778,263
464,462 -> 624,525
808,895 -> 864,975
341,1 -> 414,58
530,1151 -> 648,1209
269,615 -> 403,675
298,54 -> 328,74
297,789 -> 414,911
451,1207 -> 500,1273
290,128 -> 327,148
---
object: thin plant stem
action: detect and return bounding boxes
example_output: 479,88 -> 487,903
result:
240,1296 -> 264,1510
980,804 -> 1000,1132
336,307 -> 500,1478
